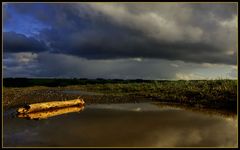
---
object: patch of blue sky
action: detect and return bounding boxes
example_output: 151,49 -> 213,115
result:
3,4 -> 51,38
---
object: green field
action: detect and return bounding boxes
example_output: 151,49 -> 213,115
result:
3,78 -> 237,113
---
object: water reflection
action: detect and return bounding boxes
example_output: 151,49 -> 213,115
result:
3,103 -> 237,147
152,102 -> 237,118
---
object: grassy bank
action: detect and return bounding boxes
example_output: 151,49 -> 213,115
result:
3,79 -> 237,113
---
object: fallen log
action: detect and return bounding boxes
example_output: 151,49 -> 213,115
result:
17,98 -> 85,114
17,106 -> 84,120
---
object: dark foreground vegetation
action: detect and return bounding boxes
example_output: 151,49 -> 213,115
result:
3,78 -> 237,114
3,78 -> 149,87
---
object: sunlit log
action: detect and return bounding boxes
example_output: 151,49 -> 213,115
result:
17,106 -> 84,120
17,98 -> 85,114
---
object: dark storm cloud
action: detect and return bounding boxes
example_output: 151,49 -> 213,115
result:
3,3 -> 237,65
3,32 -> 48,53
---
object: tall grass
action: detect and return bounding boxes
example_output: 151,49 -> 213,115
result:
73,80 -> 237,103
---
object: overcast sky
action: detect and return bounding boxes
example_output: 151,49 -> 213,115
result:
2,3 -> 238,79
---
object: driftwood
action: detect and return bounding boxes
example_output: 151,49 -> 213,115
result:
17,106 -> 84,120
17,98 -> 85,114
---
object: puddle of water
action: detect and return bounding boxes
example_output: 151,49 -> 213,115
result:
3,103 -> 237,147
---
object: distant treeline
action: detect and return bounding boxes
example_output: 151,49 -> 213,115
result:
3,78 -> 157,87
3,78 -> 235,87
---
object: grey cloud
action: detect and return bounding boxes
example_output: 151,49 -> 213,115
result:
189,3 -> 237,21
3,53 -> 39,77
